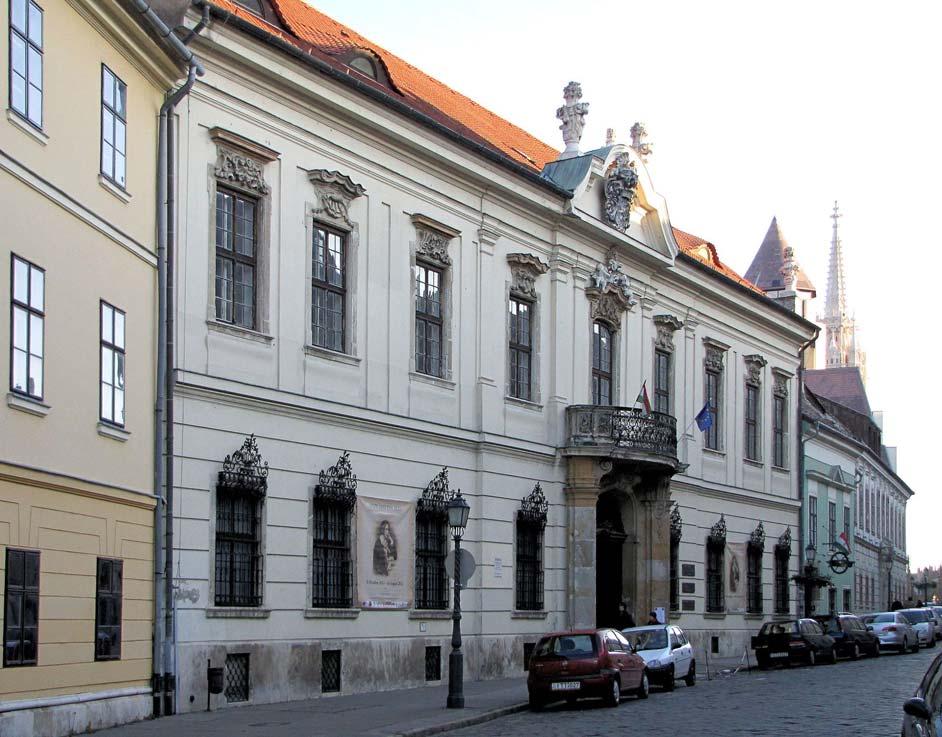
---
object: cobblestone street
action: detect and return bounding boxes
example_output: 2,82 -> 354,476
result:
451,648 -> 937,737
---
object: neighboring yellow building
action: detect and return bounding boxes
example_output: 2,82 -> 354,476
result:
0,0 -> 181,733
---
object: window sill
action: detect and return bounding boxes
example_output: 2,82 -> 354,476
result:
772,465 -> 790,474
744,612 -> 765,620
409,372 -> 455,391
304,607 -> 360,619
7,109 -> 48,145
669,611 -> 682,621
206,607 -> 271,619
511,610 -> 547,619
409,609 -> 452,620
207,320 -> 273,344
97,421 -> 130,442
744,458 -> 764,468
504,396 -> 543,412
304,345 -> 361,366
98,174 -> 132,203
7,392 -> 50,417
702,448 -> 726,458
703,612 -> 727,619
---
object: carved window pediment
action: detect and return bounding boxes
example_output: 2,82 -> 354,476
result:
586,254 -> 638,326
507,253 -> 549,299
308,169 -> 366,228
703,339 -> 728,373
210,128 -> 278,197
744,354 -> 767,387
411,214 -> 459,267
654,314 -> 684,353
772,370 -> 790,398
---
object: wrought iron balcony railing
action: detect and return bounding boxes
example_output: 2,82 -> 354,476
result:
566,405 -> 678,465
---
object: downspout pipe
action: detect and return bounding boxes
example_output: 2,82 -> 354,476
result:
796,327 -> 820,617
134,0 -> 204,717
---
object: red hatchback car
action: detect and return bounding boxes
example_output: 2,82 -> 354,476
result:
527,628 -> 649,709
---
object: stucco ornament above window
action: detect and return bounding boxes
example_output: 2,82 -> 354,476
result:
507,253 -> 549,299
216,149 -> 269,195
308,170 -> 366,228
315,451 -> 358,508
519,483 -> 549,527
218,434 -> 269,494
603,154 -> 639,232
654,314 -> 684,353
773,372 -> 789,398
556,81 -> 589,159
411,214 -> 459,267
744,354 -> 767,387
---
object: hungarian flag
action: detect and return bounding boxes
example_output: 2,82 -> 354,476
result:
636,381 -> 652,414
835,531 -> 850,553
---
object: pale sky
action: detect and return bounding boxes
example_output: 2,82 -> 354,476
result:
310,0 -> 941,569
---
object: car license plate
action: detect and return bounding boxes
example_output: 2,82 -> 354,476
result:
770,652 -> 788,659
551,682 -> 580,691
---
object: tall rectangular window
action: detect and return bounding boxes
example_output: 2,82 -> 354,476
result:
828,501 -> 836,545
809,496 -> 817,548
654,349 -> 671,414
592,321 -> 612,405
843,505 -> 851,543
772,394 -> 786,467
842,588 -> 851,613
99,302 -> 126,426
215,188 -> 257,329
669,533 -> 679,611
706,540 -> 724,613
508,297 -> 532,401
100,67 -> 127,188
747,544 -> 762,614
515,517 -> 543,611
9,0 -> 42,128
704,368 -> 721,450
215,487 -> 263,607
94,558 -> 122,661
3,548 -> 39,667
10,255 -> 44,399
774,547 -> 790,614
744,384 -> 759,461
312,225 -> 345,352
311,499 -> 352,608
415,508 -> 447,609
415,263 -> 443,378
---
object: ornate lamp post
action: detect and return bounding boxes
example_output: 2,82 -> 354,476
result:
802,543 -> 817,618
446,491 -> 470,709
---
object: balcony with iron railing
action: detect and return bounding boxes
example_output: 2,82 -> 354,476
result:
565,405 -> 680,470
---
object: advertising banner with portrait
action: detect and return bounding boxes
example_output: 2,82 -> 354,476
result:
357,496 -> 414,609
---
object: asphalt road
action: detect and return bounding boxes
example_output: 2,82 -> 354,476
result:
450,644 -> 939,737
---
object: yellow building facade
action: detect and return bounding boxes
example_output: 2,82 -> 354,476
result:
0,0 -> 179,733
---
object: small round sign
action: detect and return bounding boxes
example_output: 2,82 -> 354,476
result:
444,548 -> 476,587
829,551 -> 852,575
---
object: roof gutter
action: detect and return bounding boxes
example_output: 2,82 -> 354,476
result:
192,0 -> 572,200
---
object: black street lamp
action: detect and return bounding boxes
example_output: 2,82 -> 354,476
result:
446,490 -> 470,709
803,543 -> 817,618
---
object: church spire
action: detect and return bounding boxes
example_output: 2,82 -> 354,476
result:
825,201 -> 847,322
821,201 -> 866,379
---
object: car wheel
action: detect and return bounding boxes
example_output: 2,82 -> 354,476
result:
757,656 -> 770,671
871,642 -> 880,657
604,677 -> 621,707
529,694 -> 544,712
826,647 -> 837,664
684,661 -> 696,687
928,638 -> 937,649
850,643 -> 860,660
664,666 -> 674,691
636,671 -> 649,699
807,648 -> 816,666
911,638 -> 921,654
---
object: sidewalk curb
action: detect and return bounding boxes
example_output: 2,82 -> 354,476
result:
395,702 -> 528,737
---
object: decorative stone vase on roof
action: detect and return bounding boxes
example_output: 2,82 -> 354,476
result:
629,122 -> 653,161
556,81 -> 588,160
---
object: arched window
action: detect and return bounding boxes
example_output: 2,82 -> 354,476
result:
592,321 -> 613,405
349,55 -> 377,79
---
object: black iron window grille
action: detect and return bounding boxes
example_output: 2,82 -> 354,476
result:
321,649 -> 341,692
747,523 -> 765,615
415,467 -> 452,610
100,66 -> 127,188
94,557 -> 123,661
224,653 -> 250,702
670,504 -> 682,612
744,384 -> 759,461
706,516 -> 726,613
654,349 -> 671,414
215,187 -> 257,329
3,548 -> 39,667
592,321 -> 613,405
508,297 -> 532,401
704,368 -> 721,450
312,225 -> 345,352
772,394 -> 786,467
312,452 -> 357,608
215,435 -> 268,607
515,483 -> 547,611
425,645 -> 441,681
415,262 -> 444,377
774,528 -> 791,614
8,0 -> 43,129
523,642 -> 536,671
809,496 -> 817,548
10,254 -> 44,400
99,302 -> 126,426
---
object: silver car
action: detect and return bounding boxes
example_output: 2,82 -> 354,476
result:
902,609 -> 939,649
927,608 -> 942,641
902,650 -> 942,736
865,611 -> 920,653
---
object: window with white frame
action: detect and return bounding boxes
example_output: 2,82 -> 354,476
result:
9,0 -> 43,129
311,225 -> 346,352
10,254 -> 44,399
508,296 -> 532,401
415,262 -> 444,378
743,355 -> 766,462
772,372 -> 789,468
215,187 -> 257,330
592,321 -> 613,405
100,66 -> 127,188
100,302 -> 126,426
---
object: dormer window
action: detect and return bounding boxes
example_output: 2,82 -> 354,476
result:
348,55 -> 377,79
233,0 -> 263,14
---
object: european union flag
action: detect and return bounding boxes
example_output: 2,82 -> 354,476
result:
695,401 -> 713,432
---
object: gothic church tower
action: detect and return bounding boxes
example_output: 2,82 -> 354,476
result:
821,202 -> 866,381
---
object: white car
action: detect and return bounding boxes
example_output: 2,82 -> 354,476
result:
901,609 -> 938,648
622,624 -> 696,690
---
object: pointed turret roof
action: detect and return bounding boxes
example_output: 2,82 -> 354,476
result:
744,217 -> 816,295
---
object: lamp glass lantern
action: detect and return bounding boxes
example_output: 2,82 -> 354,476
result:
448,492 -> 470,538
805,543 -> 816,566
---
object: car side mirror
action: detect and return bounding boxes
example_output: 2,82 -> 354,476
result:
866,625 -> 874,632
903,697 -> 932,721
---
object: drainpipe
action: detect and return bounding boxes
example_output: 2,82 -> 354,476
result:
796,327 -> 820,616
130,0 -> 204,717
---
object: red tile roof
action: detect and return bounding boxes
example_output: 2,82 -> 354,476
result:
672,227 -> 763,293
805,367 -> 872,416
208,0 -> 559,171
